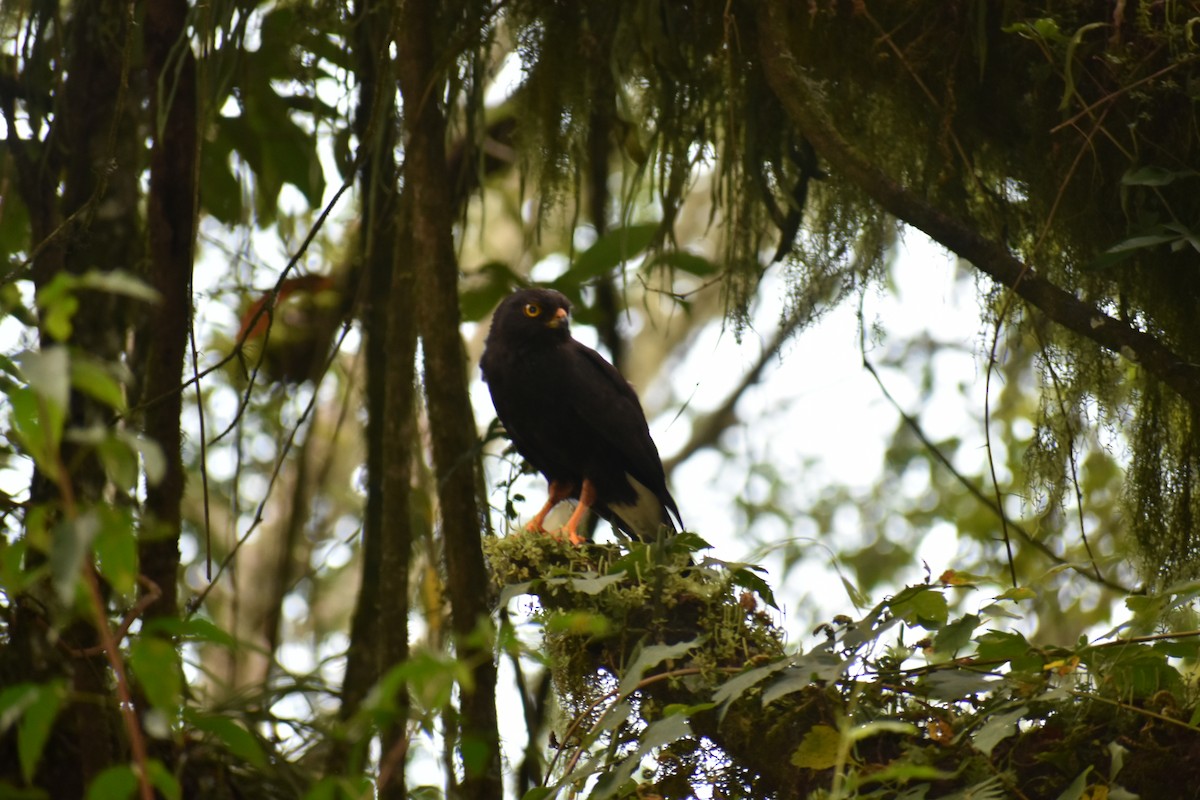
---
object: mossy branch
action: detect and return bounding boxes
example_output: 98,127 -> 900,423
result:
754,0 -> 1200,412
486,533 -> 842,798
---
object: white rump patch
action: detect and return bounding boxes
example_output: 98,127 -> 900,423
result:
609,473 -> 668,539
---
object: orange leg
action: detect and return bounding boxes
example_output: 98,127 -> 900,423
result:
562,478 -> 596,546
526,479 -> 573,533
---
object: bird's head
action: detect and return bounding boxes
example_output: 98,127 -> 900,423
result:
488,288 -> 573,348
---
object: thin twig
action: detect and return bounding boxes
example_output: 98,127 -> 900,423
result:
980,102 -> 1113,588
126,166 -> 359,423
83,567 -> 154,800
1033,325 -> 1104,583
189,317 -> 213,580
857,313 -> 1131,593
1074,690 -> 1200,733
373,722 -> 418,797
981,328 -> 1018,589
61,577 -> 162,659
185,322 -> 356,617
1049,56 -> 1200,134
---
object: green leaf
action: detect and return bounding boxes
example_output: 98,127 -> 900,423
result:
0,175 -> 32,258
841,576 -> 871,609
70,358 -> 126,412
662,701 -> 717,717
971,705 -> 1026,756
651,250 -> 719,277
618,637 -> 704,697
975,630 -> 1042,671
129,637 -> 183,717
300,777 -> 338,800
844,719 -> 916,743
712,658 -> 792,711
185,711 -> 267,769
1122,165 -> 1197,186
586,754 -> 639,800
937,777 -> 1006,800
94,433 -> 138,492
19,347 -> 70,417
0,281 -> 37,327
975,630 -> 1030,661
1153,638 -> 1200,659
0,680 -> 65,786
461,261 -> 520,322
35,276 -> 80,341
50,513 -> 100,605
85,765 -> 138,800
919,667 -> 995,701
143,616 -> 241,650
1054,766 -> 1092,800
0,685 -> 37,733
199,137 -> 243,224
934,613 -> 981,655
762,652 -> 849,705
790,724 -> 841,770
1083,642 -> 1181,698
1085,246 -> 1133,270
558,223 -> 659,285
93,506 -> 138,597
889,586 -> 949,629
498,580 -> 536,606
0,782 -> 51,799
1106,232 -> 1181,253
368,651 -> 466,717
631,713 -> 691,760
1107,740 -> 1128,781
1002,18 -> 1066,42
16,682 -> 64,784
77,270 -> 161,304
1059,23 -> 1107,111
0,539 -> 43,596
233,74 -> 325,214
670,531 -> 712,551
145,760 -> 181,800
543,611 -> 613,638
848,761 -> 956,790
128,433 -> 166,486
567,571 -> 626,595
730,565 -> 779,610
9,387 -> 55,470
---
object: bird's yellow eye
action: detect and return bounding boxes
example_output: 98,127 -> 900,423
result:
523,302 -> 541,318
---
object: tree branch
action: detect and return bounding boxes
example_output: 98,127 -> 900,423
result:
754,0 -> 1200,411
664,272 -> 842,477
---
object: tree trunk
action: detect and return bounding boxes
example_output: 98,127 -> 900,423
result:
338,5 -> 413,797
140,0 -> 196,624
395,2 -> 502,797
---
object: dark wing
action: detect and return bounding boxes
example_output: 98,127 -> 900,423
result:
482,345 -> 579,485
557,341 -> 682,526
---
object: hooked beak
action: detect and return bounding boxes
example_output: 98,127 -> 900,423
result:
546,307 -> 569,329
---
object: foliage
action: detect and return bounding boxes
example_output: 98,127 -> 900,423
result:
3,0 -> 1200,799
490,536 -> 1200,800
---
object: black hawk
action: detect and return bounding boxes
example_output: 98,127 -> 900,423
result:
480,288 -> 682,544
